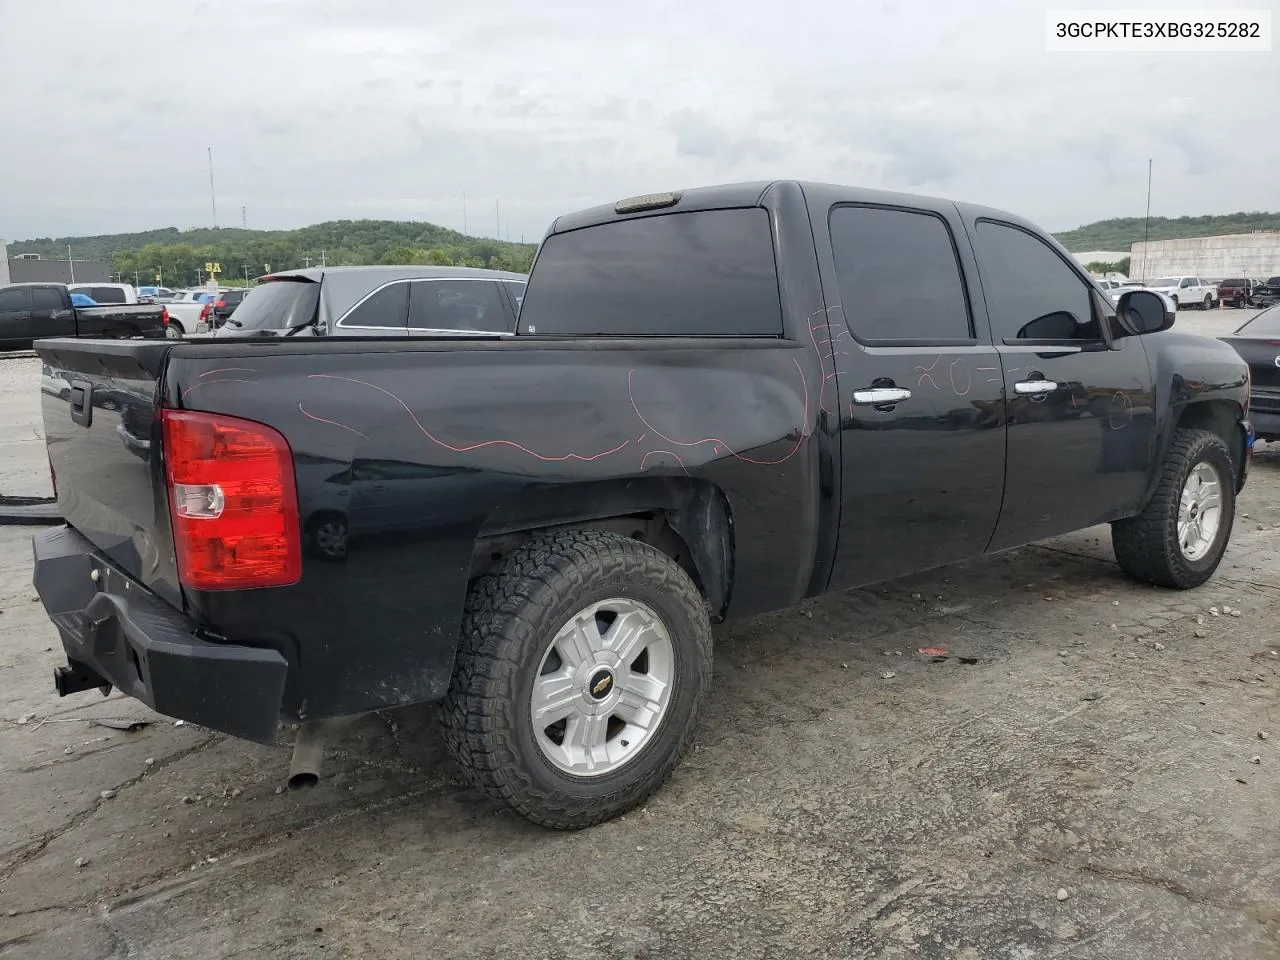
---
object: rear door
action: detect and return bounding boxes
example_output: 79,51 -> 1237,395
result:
965,216 -> 1157,550
816,199 -> 1006,591
0,286 -> 34,347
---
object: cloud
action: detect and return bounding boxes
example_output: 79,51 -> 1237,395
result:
0,0 -> 1274,241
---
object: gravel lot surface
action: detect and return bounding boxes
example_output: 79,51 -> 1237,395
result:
2,310 -> 1277,959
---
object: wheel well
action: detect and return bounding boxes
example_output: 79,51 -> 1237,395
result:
1176,399 -> 1244,471
470,482 -> 733,621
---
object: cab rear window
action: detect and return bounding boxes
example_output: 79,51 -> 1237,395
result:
517,208 -> 783,337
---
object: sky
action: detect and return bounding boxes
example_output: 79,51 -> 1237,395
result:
1,0 -> 1277,243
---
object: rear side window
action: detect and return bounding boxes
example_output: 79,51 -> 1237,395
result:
518,208 -> 783,336
88,286 -> 126,304
340,281 -> 409,329
225,279 -> 321,331
829,206 -> 972,342
30,287 -> 64,310
408,280 -> 510,332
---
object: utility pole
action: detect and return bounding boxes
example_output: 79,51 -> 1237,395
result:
66,243 -> 75,282
241,204 -> 247,229
1141,158 -> 1152,282
134,269 -> 139,287
208,147 -> 218,227
303,254 -> 312,268
319,249 -> 327,267
156,265 -> 162,286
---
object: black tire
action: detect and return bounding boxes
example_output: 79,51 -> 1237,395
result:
1171,295 -> 1180,311
1202,294 -> 1213,310
1111,428 -> 1236,589
442,530 -> 712,829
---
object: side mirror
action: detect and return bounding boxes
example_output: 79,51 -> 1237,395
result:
1117,289 -> 1174,336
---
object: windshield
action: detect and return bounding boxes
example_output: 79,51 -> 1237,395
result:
1147,278 -> 1179,287
1235,304 -> 1280,337
220,278 -> 319,330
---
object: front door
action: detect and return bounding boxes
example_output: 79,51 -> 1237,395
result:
818,199 -> 1006,592
964,217 -> 1157,551
0,287 -> 34,348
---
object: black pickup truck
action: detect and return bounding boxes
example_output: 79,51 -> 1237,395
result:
30,181 -> 1252,829
0,282 -> 170,350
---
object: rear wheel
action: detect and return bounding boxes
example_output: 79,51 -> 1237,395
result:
166,320 -> 184,339
1202,294 -> 1213,310
1111,428 -> 1235,588
442,531 -> 712,829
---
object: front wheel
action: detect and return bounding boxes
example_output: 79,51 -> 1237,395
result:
1111,428 -> 1235,588
442,531 -> 712,829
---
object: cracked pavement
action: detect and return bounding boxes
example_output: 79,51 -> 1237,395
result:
1,317 -> 1278,958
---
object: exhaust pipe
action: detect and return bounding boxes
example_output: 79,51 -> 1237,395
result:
287,717 -> 351,790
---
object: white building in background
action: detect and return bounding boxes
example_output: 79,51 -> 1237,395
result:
1130,233 -> 1280,281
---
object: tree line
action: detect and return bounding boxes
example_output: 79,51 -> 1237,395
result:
1056,212 -> 1280,253
10,220 -> 538,288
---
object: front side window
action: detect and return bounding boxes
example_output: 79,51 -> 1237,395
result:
30,287 -> 64,311
829,205 -> 972,342
974,221 -> 1099,342
518,208 -> 783,336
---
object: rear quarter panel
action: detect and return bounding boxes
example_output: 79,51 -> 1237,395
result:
166,336 -> 825,719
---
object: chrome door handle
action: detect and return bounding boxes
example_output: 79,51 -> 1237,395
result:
1013,379 -> 1058,395
852,387 -> 912,405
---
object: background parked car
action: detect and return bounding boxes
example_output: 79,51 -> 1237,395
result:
1253,277 -> 1280,308
1221,304 -> 1280,440
1142,276 -> 1218,310
163,288 -> 223,336
67,282 -> 138,305
137,286 -> 177,302
213,266 -> 527,338
208,287 -> 252,328
1217,278 -> 1253,307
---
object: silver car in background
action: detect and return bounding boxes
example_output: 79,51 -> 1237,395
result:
213,266 -> 527,338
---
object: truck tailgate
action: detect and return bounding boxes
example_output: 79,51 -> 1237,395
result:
37,338 -> 183,607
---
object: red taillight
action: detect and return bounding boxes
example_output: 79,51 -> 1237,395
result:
161,307 -> 170,327
199,303 -> 211,320
214,299 -> 225,309
162,410 -> 300,590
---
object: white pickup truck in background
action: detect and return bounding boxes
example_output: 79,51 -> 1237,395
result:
1142,276 -> 1219,310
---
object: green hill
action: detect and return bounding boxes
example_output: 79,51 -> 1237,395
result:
1054,212 -> 1280,252
8,221 -> 537,287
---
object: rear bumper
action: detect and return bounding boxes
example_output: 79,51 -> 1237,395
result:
32,525 -> 287,742
1250,410 -> 1280,440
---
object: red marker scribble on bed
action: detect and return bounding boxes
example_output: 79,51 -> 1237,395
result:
182,378 -> 256,401
627,358 -> 810,466
307,374 -> 633,463
298,402 -> 368,439
198,367 -> 259,378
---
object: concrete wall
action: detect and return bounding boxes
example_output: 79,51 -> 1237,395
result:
5,257 -> 110,284
1130,233 -> 1280,281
